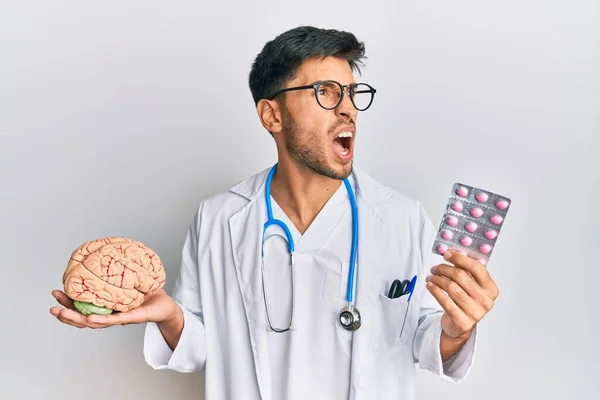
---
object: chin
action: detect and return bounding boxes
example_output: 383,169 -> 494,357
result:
329,159 -> 354,180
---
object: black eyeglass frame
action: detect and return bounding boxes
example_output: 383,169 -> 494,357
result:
268,80 -> 377,111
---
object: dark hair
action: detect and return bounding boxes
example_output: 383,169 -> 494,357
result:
248,26 -> 367,106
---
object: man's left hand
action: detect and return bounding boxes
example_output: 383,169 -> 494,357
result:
426,251 -> 500,340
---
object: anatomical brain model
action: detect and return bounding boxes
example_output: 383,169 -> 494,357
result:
62,237 -> 166,315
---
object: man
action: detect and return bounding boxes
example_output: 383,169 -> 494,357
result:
51,26 -> 499,399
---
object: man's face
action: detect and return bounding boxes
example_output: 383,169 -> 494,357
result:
278,56 -> 358,180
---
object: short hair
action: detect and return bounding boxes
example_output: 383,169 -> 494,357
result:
248,26 -> 367,106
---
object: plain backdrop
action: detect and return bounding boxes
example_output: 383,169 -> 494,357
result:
1,1 -> 598,399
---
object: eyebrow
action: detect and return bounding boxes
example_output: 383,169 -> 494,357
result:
310,79 -> 358,86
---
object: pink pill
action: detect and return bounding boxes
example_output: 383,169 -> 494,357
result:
470,207 -> 483,218
496,199 -> 509,210
484,230 -> 498,240
465,222 -> 478,232
478,258 -> 488,266
456,186 -> 468,197
451,202 -> 463,212
441,230 -> 453,240
479,244 -> 492,254
476,192 -> 489,202
446,216 -> 458,226
437,244 -> 448,254
490,215 -> 503,225
460,236 -> 473,246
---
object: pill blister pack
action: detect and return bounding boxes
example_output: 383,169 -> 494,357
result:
431,183 -> 511,266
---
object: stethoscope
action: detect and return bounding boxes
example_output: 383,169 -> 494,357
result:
261,163 -> 361,333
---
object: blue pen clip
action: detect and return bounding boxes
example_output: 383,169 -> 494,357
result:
407,275 -> 418,301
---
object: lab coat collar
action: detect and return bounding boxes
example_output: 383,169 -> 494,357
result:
228,164 -> 395,400
228,164 -> 394,209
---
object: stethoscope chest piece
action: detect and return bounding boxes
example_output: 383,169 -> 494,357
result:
339,305 -> 361,331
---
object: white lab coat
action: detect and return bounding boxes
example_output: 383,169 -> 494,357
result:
143,165 -> 477,400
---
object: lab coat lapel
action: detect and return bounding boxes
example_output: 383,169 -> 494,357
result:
349,167 -> 396,398
228,168 -> 273,400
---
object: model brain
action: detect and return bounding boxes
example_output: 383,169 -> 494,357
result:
62,237 -> 166,315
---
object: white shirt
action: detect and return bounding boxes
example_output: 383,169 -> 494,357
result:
143,165 -> 478,400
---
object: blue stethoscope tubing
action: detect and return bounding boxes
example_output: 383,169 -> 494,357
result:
263,164 -> 295,254
262,163 -> 360,331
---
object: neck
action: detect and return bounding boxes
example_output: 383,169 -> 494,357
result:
270,160 -> 344,235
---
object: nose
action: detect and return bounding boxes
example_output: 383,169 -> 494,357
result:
335,88 -> 357,122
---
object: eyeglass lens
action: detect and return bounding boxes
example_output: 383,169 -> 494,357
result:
316,82 -> 373,110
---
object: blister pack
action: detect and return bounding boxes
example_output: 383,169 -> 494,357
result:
431,183 -> 511,265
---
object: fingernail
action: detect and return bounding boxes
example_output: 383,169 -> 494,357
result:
444,251 -> 453,260
426,281 -> 433,288
430,265 -> 437,273
426,274 -> 432,282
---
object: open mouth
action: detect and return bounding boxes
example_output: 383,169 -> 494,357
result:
333,131 -> 353,157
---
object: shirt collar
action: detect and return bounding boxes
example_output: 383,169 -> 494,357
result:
228,164 -> 394,209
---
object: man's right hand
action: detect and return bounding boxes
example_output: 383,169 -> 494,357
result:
50,288 -> 184,350
50,288 -> 181,329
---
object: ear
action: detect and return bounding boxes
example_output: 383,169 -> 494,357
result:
256,99 -> 283,134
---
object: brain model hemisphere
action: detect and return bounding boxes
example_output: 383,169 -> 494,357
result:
63,237 -> 166,315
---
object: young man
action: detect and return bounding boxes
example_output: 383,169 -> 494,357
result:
51,26 -> 499,399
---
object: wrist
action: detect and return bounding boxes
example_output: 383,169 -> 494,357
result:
156,298 -> 185,351
160,298 -> 183,326
442,327 -> 473,343
440,327 -> 473,362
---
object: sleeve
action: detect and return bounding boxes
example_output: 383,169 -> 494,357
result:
142,203 -> 207,373
411,201 -> 478,383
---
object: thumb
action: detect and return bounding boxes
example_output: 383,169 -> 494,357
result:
52,290 -> 75,310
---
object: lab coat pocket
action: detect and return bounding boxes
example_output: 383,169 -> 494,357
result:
376,293 -> 414,346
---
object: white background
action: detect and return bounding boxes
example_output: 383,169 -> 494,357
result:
1,1 -> 598,399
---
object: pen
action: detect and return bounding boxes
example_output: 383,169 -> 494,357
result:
400,275 -> 417,337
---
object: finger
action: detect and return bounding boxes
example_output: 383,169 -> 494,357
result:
426,274 -> 488,321
86,312 -> 130,326
443,252 -> 499,297
87,305 -> 149,326
52,290 -> 75,310
431,264 -> 493,309
56,316 -> 86,328
425,280 -> 467,323
51,307 -> 86,328
54,308 -> 108,329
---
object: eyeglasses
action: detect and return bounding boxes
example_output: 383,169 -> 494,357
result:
269,80 -> 377,111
